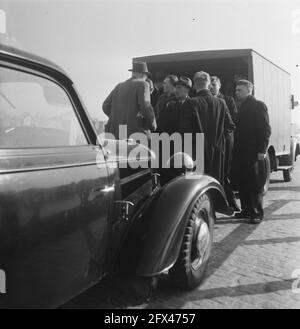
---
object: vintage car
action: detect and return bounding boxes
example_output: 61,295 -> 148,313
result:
0,44 -> 230,308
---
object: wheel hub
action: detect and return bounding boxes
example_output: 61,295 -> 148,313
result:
191,214 -> 211,270
197,220 -> 210,256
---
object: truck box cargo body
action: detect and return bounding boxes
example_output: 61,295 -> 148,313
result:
134,49 -> 297,181
251,50 -> 291,158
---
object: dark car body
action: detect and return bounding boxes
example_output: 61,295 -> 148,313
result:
0,44 -> 228,308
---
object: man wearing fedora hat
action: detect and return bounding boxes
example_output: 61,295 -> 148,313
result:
102,61 -> 156,140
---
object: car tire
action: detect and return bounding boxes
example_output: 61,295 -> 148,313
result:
169,193 -> 214,290
283,167 -> 293,182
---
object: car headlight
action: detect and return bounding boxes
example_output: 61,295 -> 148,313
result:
166,152 -> 194,173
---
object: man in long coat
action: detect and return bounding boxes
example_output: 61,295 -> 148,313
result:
231,79 -> 271,224
102,62 -> 156,140
210,76 -> 239,211
192,71 -> 235,187
156,76 -> 200,184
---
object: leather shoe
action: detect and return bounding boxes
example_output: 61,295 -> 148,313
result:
249,216 -> 263,224
234,211 -> 251,219
233,204 -> 241,212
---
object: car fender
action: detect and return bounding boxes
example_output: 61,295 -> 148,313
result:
118,174 -> 228,277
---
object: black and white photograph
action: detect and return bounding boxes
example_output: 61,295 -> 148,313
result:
0,0 -> 300,313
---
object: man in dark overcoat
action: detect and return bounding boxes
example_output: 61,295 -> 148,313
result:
150,71 -> 165,108
210,76 -> 239,211
155,74 -> 178,119
156,76 -> 200,184
192,71 -> 235,187
231,79 -> 271,224
102,62 -> 156,140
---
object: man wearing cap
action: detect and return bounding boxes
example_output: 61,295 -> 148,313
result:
210,76 -> 239,211
175,76 -> 201,137
157,76 -> 198,135
102,62 -> 156,140
157,76 -> 200,184
193,71 -> 235,187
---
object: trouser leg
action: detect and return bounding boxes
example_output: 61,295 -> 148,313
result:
250,190 -> 264,218
225,178 -> 239,210
239,189 -> 251,214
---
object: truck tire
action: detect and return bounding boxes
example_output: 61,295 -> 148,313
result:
290,139 -> 297,164
283,168 -> 293,182
169,193 -> 214,290
281,140 -> 296,182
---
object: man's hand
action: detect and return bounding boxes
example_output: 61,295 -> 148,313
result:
257,153 -> 266,161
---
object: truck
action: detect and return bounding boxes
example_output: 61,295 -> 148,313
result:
135,49 -> 300,185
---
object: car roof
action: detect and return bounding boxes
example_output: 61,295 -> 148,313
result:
0,43 -> 71,80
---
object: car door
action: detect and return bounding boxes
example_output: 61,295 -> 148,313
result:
101,139 -> 154,271
0,62 -> 113,308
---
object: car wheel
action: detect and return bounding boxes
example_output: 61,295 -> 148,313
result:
169,193 -> 214,290
283,167 -> 293,182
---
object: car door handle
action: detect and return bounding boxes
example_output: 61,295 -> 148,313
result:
114,200 -> 134,221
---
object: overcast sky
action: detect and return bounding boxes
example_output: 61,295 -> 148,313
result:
1,0 -> 300,125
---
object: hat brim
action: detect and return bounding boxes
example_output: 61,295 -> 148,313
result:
128,69 -> 152,76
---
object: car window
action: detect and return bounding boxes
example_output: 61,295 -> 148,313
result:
0,66 -> 88,148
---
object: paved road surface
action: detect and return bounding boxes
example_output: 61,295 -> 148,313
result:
63,161 -> 300,309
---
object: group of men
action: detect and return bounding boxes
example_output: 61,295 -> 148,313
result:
102,61 -> 271,224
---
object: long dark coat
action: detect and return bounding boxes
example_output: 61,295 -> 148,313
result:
102,78 -> 156,139
156,97 -> 179,135
193,89 -> 235,186
218,93 -> 237,177
155,93 -> 176,121
156,96 -> 199,149
156,96 -> 199,184
218,93 -> 238,123
150,86 -> 163,109
230,95 -> 271,191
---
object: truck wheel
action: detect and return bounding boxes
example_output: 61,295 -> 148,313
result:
169,193 -> 214,290
283,168 -> 293,182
